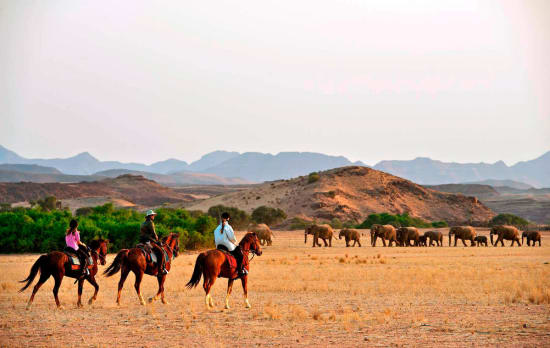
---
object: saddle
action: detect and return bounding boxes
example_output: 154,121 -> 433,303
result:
216,247 -> 238,274
64,250 -> 93,271
136,243 -> 169,264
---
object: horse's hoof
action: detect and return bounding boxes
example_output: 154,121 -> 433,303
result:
148,297 -> 154,303
88,298 -> 94,305
57,306 -> 65,310
245,300 -> 251,309
161,299 -> 169,305
77,303 -> 83,309
26,304 -> 31,311
140,301 -> 146,306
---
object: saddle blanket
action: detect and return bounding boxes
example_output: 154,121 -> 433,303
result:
217,249 -> 237,272
137,245 -> 169,264
65,252 -> 93,270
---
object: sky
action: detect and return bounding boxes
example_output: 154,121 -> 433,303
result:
1,0 -> 549,166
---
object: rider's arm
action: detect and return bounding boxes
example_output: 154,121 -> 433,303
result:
226,225 -> 238,244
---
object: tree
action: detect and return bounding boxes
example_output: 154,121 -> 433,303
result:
251,206 -> 287,226
207,205 -> 250,230
489,213 -> 529,227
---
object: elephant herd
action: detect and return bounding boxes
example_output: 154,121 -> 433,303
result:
301,223 -> 542,248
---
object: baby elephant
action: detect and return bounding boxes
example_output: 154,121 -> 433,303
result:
418,235 -> 428,247
339,228 -> 361,247
474,235 -> 488,247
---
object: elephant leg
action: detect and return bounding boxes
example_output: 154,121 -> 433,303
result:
382,238 -> 387,247
461,238 -> 467,247
323,238 -> 328,247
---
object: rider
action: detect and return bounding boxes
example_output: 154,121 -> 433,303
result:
65,219 -> 90,278
140,210 -> 168,275
214,212 -> 247,277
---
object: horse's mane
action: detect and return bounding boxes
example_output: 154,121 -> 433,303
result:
162,233 -> 179,243
89,238 -> 108,250
239,232 -> 257,247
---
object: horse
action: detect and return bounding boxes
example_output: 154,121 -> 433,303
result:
19,239 -> 108,309
104,233 -> 179,305
186,232 -> 262,310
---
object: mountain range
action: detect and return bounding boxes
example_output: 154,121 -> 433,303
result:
1,145 -> 548,187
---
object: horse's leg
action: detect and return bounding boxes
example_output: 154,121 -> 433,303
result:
77,278 -> 84,308
150,274 -> 167,304
225,279 -> 234,310
134,270 -> 146,306
203,275 -> 216,309
52,273 -> 63,309
26,272 -> 50,310
86,276 -> 99,305
241,276 -> 251,308
116,266 -> 130,305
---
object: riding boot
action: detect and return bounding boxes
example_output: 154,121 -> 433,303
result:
156,247 -> 168,275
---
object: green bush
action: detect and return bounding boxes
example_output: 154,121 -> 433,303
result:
330,218 -> 343,229
308,172 -> 320,184
0,204 -> 217,253
207,205 -> 250,230
289,217 -> 313,230
356,213 -> 444,229
251,206 -> 287,226
489,213 -> 529,227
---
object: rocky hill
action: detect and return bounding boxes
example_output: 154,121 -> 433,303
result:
424,184 -> 500,200
0,174 -> 195,207
184,166 -> 495,225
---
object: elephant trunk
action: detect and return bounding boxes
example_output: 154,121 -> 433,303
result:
522,234 -> 525,245
448,232 -> 451,246
490,233 -> 494,246
304,231 -> 307,244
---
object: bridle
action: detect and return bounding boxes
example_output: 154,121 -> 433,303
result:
91,245 -> 106,265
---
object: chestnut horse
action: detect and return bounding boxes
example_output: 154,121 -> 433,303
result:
20,239 -> 108,309
104,233 -> 179,305
186,232 -> 262,310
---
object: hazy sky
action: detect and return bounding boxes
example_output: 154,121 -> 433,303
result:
1,0 -> 549,165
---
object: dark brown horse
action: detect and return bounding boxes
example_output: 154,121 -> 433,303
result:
104,233 -> 179,305
20,239 -> 108,309
186,232 -> 262,310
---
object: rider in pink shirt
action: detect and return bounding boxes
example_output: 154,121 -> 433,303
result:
65,219 -> 90,278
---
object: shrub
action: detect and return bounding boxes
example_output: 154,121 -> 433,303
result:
489,213 -> 529,227
330,218 -> 343,229
356,212 -> 439,229
207,205 -> 250,230
251,206 -> 287,226
289,217 -> 313,230
0,204 -> 216,253
308,172 -> 320,184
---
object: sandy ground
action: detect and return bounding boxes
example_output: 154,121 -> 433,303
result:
1,229 -> 549,347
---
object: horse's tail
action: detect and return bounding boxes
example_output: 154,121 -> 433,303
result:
104,249 -> 128,277
19,255 -> 47,292
186,253 -> 205,289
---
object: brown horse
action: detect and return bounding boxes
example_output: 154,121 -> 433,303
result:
186,232 -> 262,310
104,233 -> 179,305
20,239 -> 108,309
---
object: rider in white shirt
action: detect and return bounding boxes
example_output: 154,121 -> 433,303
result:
214,212 -> 247,276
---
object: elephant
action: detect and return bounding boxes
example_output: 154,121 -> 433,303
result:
424,230 -> 443,247
473,235 -> 488,247
396,227 -> 420,246
490,225 -> 521,247
522,231 -> 542,247
305,224 -> 333,247
338,228 -> 361,247
448,226 -> 476,247
418,235 -> 427,247
371,224 -> 397,247
248,223 -> 274,246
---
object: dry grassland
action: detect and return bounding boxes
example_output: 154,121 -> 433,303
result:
1,229 -> 549,347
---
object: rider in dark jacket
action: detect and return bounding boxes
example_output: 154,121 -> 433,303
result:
140,210 -> 168,275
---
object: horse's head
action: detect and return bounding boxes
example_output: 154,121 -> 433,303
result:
89,239 -> 109,265
163,233 -> 180,258
240,232 -> 262,256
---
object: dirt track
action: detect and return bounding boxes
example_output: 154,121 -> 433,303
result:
1,229 -> 549,347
